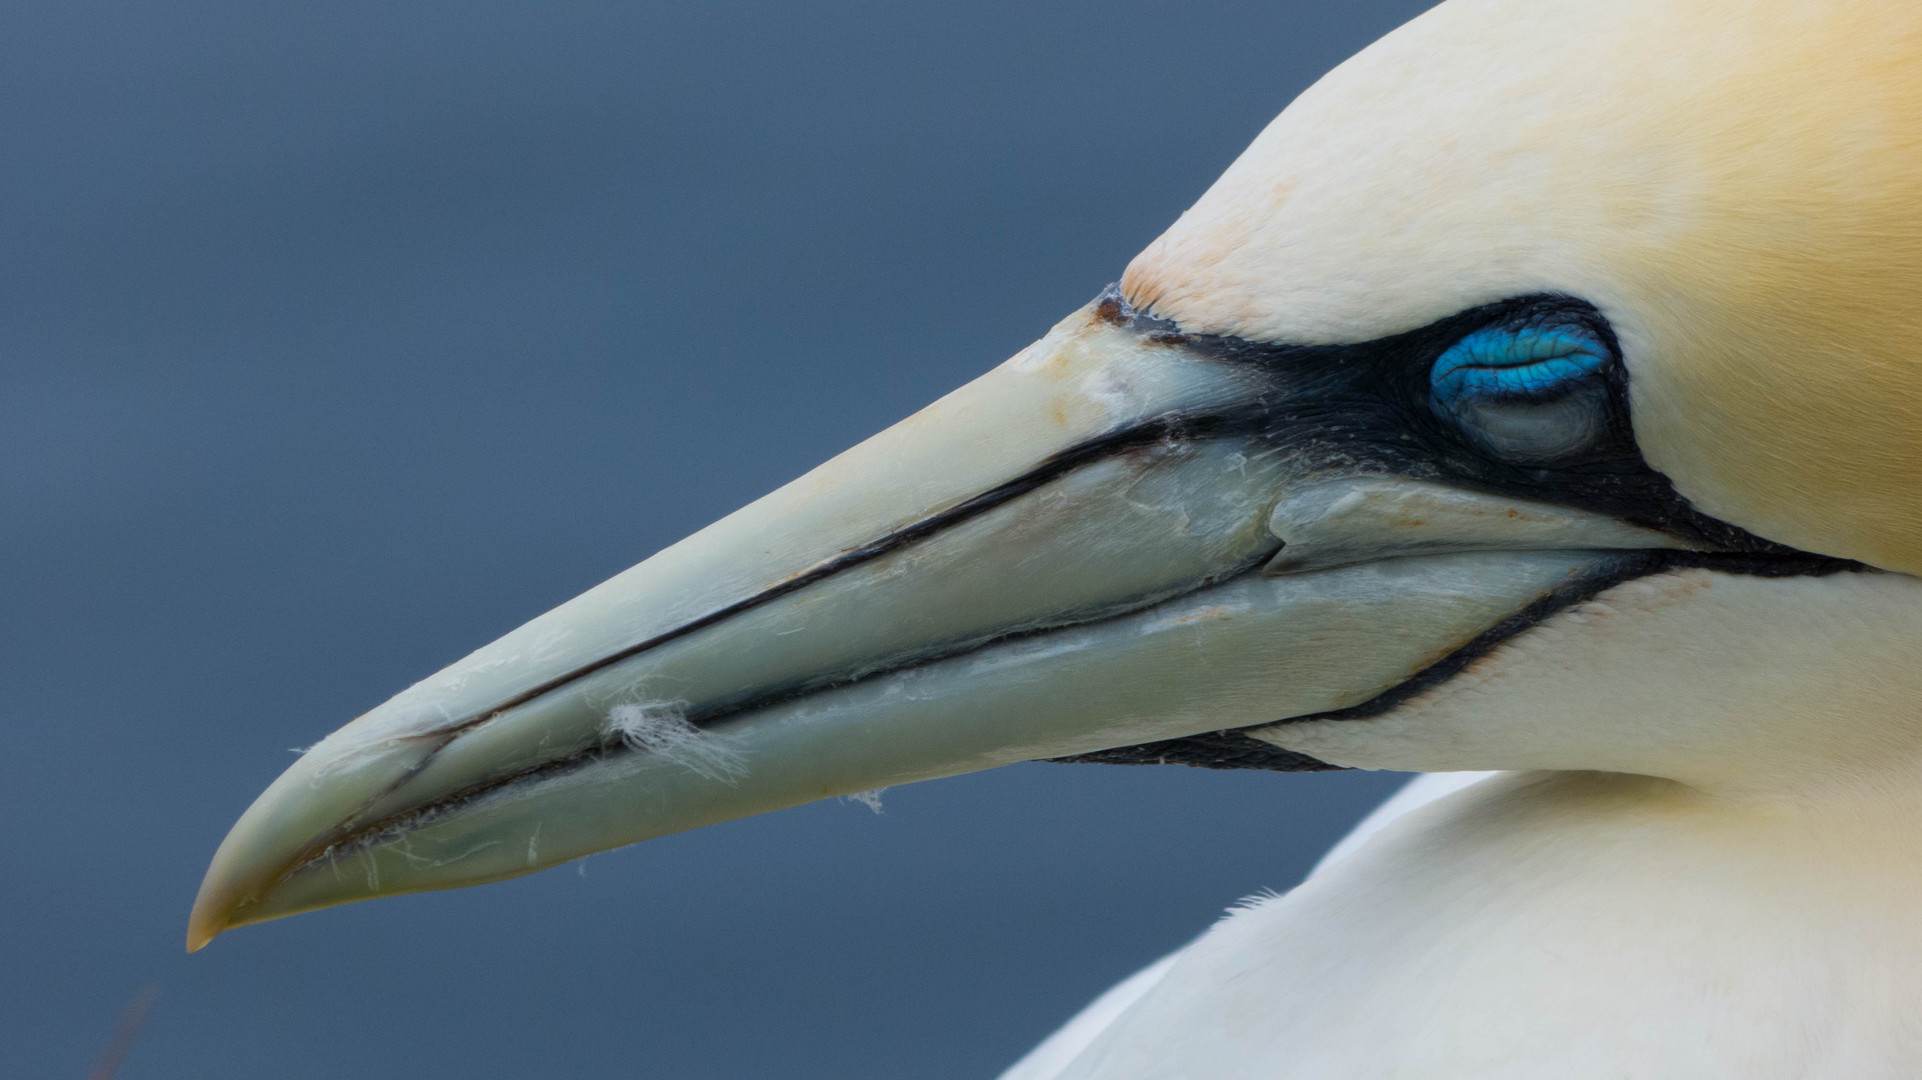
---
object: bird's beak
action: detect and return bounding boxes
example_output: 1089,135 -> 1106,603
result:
189,294 -> 1682,950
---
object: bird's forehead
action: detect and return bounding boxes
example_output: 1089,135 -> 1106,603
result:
1124,0 -> 1922,574
1122,0 -> 1906,342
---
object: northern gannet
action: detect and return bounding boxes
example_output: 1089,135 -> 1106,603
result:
189,0 -> 1922,1075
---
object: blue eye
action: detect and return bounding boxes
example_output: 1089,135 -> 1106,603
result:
1431,326 -> 1609,401
1430,324 -> 1613,462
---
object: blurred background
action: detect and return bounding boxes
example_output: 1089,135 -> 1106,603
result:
0,2 -> 1432,1076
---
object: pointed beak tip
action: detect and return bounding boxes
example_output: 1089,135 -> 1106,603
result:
185,911 -> 222,953
187,858 -> 251,954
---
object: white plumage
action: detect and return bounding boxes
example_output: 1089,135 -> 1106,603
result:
1003,772 -> 1496,1080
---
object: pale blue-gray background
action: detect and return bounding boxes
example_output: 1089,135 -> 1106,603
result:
2,2 -> 1431,1075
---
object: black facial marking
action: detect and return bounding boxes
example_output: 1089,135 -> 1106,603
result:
1095,286 -> 1793,553
1063,287 -> 1862,773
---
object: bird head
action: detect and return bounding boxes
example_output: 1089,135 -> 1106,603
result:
190,0 -> 1922,950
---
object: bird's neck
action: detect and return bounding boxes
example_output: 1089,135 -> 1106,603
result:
1074,769 -> 1922,1078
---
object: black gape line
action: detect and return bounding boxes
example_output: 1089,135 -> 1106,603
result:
308,286 -> 1868,863
1059,286 -> 1861,773
1058,549 -> 1861,773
